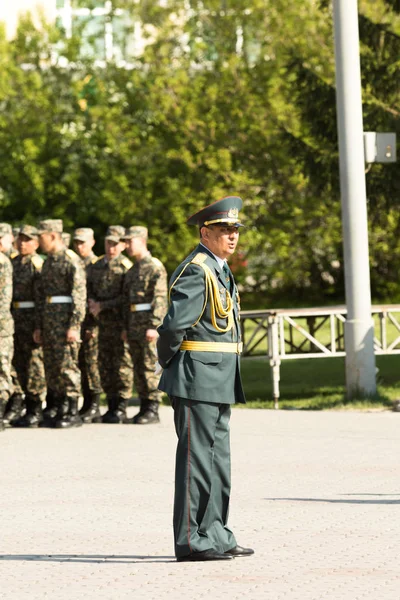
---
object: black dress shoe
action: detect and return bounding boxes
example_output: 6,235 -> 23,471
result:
225,545 -> 254,557
177,549 -> 233,562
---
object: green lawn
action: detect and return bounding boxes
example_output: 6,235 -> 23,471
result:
239,355 -> 400,410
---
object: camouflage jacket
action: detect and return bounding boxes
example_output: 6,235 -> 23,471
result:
0,251 -> 13,337
87,253 -> 132,324
122,253 -> 168,330
12,252 -> 43,330
80,252 -> 98,330
36,248 -> 86,330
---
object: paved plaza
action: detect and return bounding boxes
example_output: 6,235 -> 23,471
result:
1,405 -> 400,600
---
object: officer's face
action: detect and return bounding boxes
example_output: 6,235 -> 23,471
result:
201,225 -> 239,260
18,234 -> 39,255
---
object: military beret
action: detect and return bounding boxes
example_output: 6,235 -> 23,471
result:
187,196 -> 244,227
0,223 -> 12,237
122,226 -> 148,240
19,225 -> 39,240
37,219 -> 63,234
105,225 -> 125,243
73,227 -> 94,242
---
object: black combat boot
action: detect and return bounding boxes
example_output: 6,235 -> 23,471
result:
106,396 -> 127,424
131,399 -> 146,424
79,393 -> 91,417
0,399 -> 5,431
135,401 -> 160,425
55,397 -> 82,429
40,389 -> 59,427
3,393 -> 24,426
13,394 -> 43,428
101,394 -> 116,423
80,393 -> 102,424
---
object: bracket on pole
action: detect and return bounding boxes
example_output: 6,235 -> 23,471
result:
364,132 -> 396,163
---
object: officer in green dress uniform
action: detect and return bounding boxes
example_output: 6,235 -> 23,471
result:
157,196 -> 254,562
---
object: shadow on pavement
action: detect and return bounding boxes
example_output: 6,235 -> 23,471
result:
0,554 -> 176,564
266,496 -> 400,505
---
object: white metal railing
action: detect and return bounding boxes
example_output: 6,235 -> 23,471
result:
240,304 -> 400,408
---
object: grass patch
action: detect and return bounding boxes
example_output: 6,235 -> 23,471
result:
239,355 -> 400,410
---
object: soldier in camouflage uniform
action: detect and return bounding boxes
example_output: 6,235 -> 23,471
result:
11,227 -> 20,258
87,225 -> 133,423
62,232 -> 71,248
8,226 -> 47,428
122,226 -> 168,424
0,223 -> 14,431
73,227 -> 102,423
34,219 -> 86,428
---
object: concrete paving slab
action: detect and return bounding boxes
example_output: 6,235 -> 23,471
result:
1,407 -> 400,599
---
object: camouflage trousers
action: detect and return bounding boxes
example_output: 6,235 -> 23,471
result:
98,322 -> 133,400
13,324 -> 46,397
127,335 -> 162,404
78,326 -> 102,396
42,317 -> 82,400
0,335 -> 13,404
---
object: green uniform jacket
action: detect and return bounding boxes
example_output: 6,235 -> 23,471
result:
157,244 -> 245,405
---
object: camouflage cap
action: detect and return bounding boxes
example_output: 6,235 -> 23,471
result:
0,223 -> 12,237
19,224 -> 39,240
105,225 -> 125,243
122,226 -> 148,240
73,227 -> 94,242
37,219 -> 63,234
12,226 -> 21,236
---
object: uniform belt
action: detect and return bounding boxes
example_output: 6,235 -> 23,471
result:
46,296 -> 73,304
12,301 -> 35,309
180,340 -> 243,354
130,303 -> 152,312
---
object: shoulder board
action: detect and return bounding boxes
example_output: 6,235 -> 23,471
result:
10,251 -> 19,259
66,249 -> 79,260
151,257 -> 164,268
121,257 -> 132,270
31,254 -> 44,270
190,253 -> 208,266
91,256 -> 99,264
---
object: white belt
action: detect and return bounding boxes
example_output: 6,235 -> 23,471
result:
130,303 -> 152,312
13,301 -> 35,309
46,296 -> 73,304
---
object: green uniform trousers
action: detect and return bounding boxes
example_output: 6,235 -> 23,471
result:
172,396 -> 236,558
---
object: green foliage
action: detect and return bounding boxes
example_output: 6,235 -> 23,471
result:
0,1 -> 399,306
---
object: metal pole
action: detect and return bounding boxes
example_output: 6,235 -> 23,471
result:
333,0 -> 376,397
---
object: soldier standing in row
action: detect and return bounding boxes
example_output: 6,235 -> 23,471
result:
9,226 -> 47,428
73,227 -> 103,423
34,219 -> 86,429
88,226 -> 133,424
122,226 -> 168,425
0,223 -> 14,431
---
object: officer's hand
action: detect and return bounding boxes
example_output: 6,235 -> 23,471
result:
66,328 -> 80,343
33,329 -> 42,344
121,330 -> 128,342
146,328 -> 158,342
